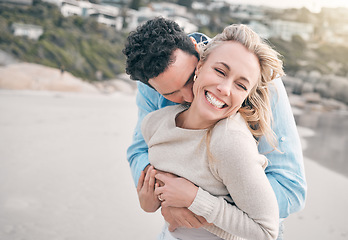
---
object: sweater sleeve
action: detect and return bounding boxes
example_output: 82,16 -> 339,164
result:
188,130 -> 279,240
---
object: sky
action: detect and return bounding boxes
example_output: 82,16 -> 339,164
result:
228,0 -> 348,12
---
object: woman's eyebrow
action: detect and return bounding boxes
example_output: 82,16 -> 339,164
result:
216,62 -> 250,84
216,62 -> 230,71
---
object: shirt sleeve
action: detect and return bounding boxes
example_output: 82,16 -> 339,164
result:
189,130 -> 279,240
259,77 -> 307,218
126,82 -> 160,186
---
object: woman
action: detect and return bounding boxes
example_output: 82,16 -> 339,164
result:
138,24 -> 284,240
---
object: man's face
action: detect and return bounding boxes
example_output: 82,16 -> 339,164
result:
148,49 -> 199,104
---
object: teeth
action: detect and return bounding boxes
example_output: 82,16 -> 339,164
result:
205,91 -> 225,109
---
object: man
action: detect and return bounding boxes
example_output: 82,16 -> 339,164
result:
123,17 -> 306,239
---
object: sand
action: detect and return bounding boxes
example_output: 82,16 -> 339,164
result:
0,90 -> 347,240
0,63 -> 99,94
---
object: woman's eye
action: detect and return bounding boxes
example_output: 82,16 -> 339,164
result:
238,84 -> 247,91
215,68 -> 225,76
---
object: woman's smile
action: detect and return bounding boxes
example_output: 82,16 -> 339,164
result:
205,91 -> 227,109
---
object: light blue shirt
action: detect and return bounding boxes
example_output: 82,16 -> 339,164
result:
127,78 -> 307,219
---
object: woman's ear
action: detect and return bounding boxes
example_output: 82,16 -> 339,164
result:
195,61 -> 203,76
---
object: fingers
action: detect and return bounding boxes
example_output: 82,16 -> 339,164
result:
154,185 -> 163,196
137,170 -> 145,193
148,167 -> 157,189
175,208 -> 204,229
183,215 -> 203,229
168,224 -> 178,232
195,215 -> 209,226
143,166 -> 155,190
138,166 -> 157,193
154,171 -> 176,187
154,173 -> 166,183
173,215 -> 196,229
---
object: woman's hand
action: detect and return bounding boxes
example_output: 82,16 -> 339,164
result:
137,165 -> 161,212
154,173 -> 198,208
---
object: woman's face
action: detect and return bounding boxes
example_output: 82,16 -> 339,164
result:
191,41 -> 260,126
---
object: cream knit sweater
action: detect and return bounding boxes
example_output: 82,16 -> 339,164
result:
142,105 -> 279,240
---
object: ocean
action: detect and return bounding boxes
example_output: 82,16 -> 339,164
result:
295,110 -> 348,178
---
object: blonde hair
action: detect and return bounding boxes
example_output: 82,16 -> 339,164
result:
201,24 -> 284,153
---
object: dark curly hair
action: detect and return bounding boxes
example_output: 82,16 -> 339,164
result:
122,17 -> 199,86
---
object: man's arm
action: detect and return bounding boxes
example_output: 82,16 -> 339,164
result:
260,77 -> 307,218
127,82 -> 161,185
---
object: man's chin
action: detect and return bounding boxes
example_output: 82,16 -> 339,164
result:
182,102 -> 191,107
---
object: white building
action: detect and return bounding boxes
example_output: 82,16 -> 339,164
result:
59,0 -> 123,30
125,7 -> 164,31
89,4 -> 122,29
11,23 -> 43,40
1,0 -> 32,4
247,21 -> 271,39
270,20 -> 314,41
150,2 -> 187,17
60,0 -> 92,17
172,16 -> 198,34
125,4 -> 198,34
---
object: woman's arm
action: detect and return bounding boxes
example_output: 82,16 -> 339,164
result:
155,130 -> 279,240
196,130 -> 279,240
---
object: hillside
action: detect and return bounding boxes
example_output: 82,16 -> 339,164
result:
0,1 -> 126,81
1,0 -> 348,92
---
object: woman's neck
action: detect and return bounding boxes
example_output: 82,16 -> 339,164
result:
176,108 -> 214,130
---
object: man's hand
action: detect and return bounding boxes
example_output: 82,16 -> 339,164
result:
137,165 -> 161,212
161,206 -> 209,232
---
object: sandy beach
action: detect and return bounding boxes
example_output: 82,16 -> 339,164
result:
0,89 -> 347,240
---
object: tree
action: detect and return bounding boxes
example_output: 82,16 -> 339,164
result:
177,0 -> 193,9
129,0 -> 141,10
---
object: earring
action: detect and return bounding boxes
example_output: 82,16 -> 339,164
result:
193,75 -> 197,82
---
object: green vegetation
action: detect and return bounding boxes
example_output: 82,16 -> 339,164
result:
1,1 -> 348,82
0,1 -> 126,81
270,36 -> 348,76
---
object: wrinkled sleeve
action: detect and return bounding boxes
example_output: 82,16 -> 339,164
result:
126,82 -> 160,186
189,131 -> 279,240
259,78 -> 307,218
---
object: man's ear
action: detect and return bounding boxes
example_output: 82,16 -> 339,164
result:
190,37 -> 199,53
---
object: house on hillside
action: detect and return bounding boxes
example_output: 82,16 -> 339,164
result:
59,0 -> 123,30
89,4 -> 122,29
125,2 -> 197,33
248,21 -> 271,39
125,7 -> 163,31
11,23 -> 43,40
270,20 -> 314,41
0,0 -> 32,5
149,2 -> 188,17
60,0 -> 93,17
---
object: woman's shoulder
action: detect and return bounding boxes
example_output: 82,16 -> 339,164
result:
214,113 -> 251,137
142,105 -> 186,141
210,113 -> 268,169
211,113 -> 257,152
144,105 -> 183,122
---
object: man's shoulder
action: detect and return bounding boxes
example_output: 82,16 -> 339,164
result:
137,82 -> 177,109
